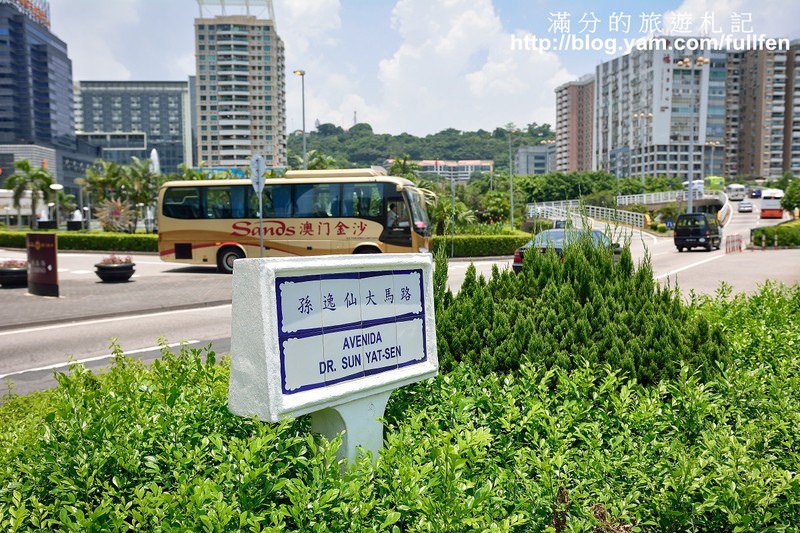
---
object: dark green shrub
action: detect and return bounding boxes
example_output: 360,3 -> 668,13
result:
430,232 -> 531,257
433,235 -> 729,385
0,231 -> 158,252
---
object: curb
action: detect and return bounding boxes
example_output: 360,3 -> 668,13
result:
0,299 -> 232,332
0,247 -> 159,256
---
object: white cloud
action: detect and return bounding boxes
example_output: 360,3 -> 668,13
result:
372,0 -> 572,134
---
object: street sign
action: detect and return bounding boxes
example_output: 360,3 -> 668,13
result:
250,154 -> 266,193
229,254 -> 438,464
26,233 -> 58,297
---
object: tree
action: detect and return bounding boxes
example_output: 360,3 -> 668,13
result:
123,157 -> 162,232
6,159 -> 53,229
307,150 -> 339,170
387,154 -> 419,179
781,178 -> 800,217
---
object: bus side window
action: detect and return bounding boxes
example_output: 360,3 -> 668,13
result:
205,186 -> 232,219
270,185 -> 292,217
230,186 -> 246,218
343,183 -> 383,219
163,187 -> 200,219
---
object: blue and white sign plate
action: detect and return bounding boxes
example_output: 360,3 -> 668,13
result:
228,254 -> 438,422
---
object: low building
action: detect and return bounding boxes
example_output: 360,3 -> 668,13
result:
515,144 -> 556,175
414,159 -> 493,181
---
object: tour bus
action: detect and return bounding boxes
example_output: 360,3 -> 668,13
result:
157,168 -> 431,273
724,183 -> 747,201
760,188 -> 785,219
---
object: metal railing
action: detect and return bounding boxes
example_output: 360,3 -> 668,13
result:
527,203 -> 646,228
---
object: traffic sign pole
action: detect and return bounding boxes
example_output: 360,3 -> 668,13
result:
250,154 -> 267,258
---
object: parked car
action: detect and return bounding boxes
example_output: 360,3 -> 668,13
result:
513,229 -> 620,272
674,213 -> 722,252
737,201 -> 753,213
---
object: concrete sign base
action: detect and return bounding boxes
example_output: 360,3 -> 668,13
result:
309,390 -> 391,465
229,253 -> 437,465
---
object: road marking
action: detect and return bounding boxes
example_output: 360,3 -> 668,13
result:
0,340 -> 201,380
71,269 -> 92,274
655,253 -> 727,280
0,304 -> 232,337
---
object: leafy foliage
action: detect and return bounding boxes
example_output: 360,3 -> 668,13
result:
430,233 -> 531,257
434,236 -> 729,385
1,284 -> 800,530
751,219 -> 800,247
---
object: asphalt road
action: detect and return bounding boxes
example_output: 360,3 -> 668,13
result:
1,198 -> 797,396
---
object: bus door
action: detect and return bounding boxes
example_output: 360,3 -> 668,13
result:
381,182 -> 412,248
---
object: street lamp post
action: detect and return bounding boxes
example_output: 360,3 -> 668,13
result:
705,140 -> 721,176
292,69 -> 307,170
508,128 -> 515,229
49,183 -> 64,229
676,54 -> 709,214
634,111 -> 653,186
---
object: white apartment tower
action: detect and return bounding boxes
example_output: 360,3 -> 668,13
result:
593,40 -> 726,181
194,0 -> 286,168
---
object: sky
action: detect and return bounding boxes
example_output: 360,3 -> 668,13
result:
49,0 -> 800,136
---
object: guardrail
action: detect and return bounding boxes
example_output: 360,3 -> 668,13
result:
527,203 -> 646,228
616,190 -> 725,205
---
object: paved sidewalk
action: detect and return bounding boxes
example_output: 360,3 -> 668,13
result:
0,273 -> 233,331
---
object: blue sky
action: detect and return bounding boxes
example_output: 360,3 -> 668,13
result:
51,0 -> 800,136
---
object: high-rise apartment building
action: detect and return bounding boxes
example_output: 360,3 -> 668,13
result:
194,0 -> 286,169
555,75 -> 594,172
727,49 -> 788,179
75,81 -> 193,174
783,39 -> 800,177
593,42 -> 726,182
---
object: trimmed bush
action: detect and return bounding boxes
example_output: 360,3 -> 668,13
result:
430,232 -> 531,257
656,223 -> 668,233
0,231 -> 158,252
432,236 -> 729,386
752,219 -> 800,247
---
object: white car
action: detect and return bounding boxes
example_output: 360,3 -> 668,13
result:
738,201 -> 753,213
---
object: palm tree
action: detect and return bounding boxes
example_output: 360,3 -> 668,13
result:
124,157 -> 162,232
6,159 -> 53,229
388,154 -> 419,180
307,150 -> 338,170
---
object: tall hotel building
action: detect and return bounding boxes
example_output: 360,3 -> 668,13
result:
555,75 -> 594,172
593,42 -> 727,181
75,80 -> 193,174
194,0 -> 286,168
0,0 -> 98,195
785,39 -> 800,176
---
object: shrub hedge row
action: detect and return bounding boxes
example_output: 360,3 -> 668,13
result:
430,232 -> 531,257
0,231 -> 158,252
752,219 -> 800,247
0,230 -> 532,258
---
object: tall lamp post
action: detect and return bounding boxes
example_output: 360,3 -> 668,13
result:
676,54 -> 709,214
49,183 -> 64,228
292,69 -> 307,170
705,140 -> 721,176
508,127 -> 516,229
634,111 -> 653,186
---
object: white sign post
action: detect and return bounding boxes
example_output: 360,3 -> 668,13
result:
249,154 -> 267,257
229,254 -> 438,464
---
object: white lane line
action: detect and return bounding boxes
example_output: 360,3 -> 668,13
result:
0,304 -> 232,337
655,253 -> 726,280
0,340 -> 201,380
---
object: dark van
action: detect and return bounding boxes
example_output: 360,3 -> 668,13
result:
674,213 -> 722,252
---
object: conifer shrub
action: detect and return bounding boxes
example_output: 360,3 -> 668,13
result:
433,235 -> 729,385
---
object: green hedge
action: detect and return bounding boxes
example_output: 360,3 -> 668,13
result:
430,232 -> 531,257
0,231 -> 158,252
752,219 -> 800,247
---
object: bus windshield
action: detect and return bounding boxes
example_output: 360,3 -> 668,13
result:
404,187 -> 430,235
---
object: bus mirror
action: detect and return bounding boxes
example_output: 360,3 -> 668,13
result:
396,184 -> 404,192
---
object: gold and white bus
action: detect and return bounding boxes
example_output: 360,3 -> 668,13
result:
157,168 -> 431,273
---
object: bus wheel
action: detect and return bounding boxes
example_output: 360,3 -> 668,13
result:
217,246 -> 245,274
353,246 -> 381,254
